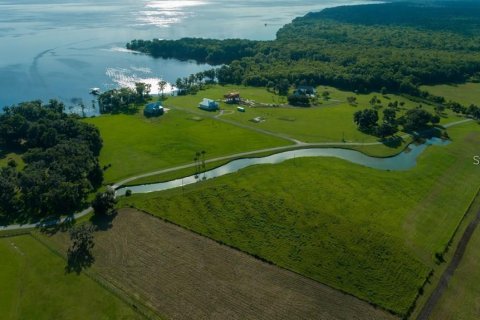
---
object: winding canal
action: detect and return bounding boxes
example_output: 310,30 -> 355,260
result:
116,137 -> 450,196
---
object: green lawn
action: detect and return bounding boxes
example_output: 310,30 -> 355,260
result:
168,85 -> 462,144
0,235 -> 142,320
0,152 -> 25,170
85,108 -> 290,183
120,121 -> 480,316
421,82 -> 480,106
86,85 -> 465,185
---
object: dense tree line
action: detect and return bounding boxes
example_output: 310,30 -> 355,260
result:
126,2 -> 480,96
314,1 -> 480,36
0,100 -> 103,221
98,82 -> 151,114
174,70 -> 216,95
417,89 -> 480,120
127,38 -> 260,65
353,104 -> 440,138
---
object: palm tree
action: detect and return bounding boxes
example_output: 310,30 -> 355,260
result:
194,151 -> 201,179
158,80 -> 167,100
201,150 -> 206,179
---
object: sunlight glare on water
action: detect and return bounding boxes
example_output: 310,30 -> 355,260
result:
0,0 -> 376,110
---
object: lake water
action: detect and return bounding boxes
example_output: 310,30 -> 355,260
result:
0,0 -> 374,113
116,138 -> 450,196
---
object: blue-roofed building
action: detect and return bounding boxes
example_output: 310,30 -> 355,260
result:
144,102 -> 164,117
199,98 -> 219,111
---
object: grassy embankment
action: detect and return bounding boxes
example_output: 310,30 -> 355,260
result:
120,121 -> 480,316
421,82 -> 480,106
0,235 -> 143,320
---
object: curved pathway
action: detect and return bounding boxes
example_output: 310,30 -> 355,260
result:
0,118 -> 473,232
0,207 -> 92,232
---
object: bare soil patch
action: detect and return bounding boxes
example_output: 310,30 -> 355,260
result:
53,208 -> 396,320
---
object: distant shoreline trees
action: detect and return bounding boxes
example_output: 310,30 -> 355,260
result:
126,2 -> 480,97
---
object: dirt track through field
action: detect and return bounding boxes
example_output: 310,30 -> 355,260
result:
417,193 -> 480,320
89,208 -> 396,320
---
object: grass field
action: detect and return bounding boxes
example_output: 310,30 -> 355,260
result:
427,194 -> 480,320
0,235 -> 142,320
167,85 -> 462,144
421,82 -> 480,106
44,208 -> 396,320
408,188 -> 480,319
119,121 -> 480,316
84,108 -> 290,183
85,84 -> 465,185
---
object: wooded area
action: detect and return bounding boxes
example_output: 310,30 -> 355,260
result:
0,101 -> 103,222
127,2 -> 480,95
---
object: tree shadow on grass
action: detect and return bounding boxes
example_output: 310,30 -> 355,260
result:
65,224 -> 96,274
66,248 -> 95,274
39,216 -> 75,236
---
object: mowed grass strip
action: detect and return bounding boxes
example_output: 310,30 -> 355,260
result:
421,82 -> 480,106
0,235 -> 143,320
120,122 -> 480,316
84,109 -> 290,183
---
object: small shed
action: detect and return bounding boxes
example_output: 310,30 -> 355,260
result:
224,92 -> 241,104
237,106 -> 245,112
144,102 -> 164,117
199,98 -> 219,111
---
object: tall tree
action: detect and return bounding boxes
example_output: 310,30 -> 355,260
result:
158,80 -> 168,99
353,109 -> 379,133
383,108 -> 397,125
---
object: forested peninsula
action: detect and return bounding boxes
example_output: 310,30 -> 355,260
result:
126,1 -> 480,95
